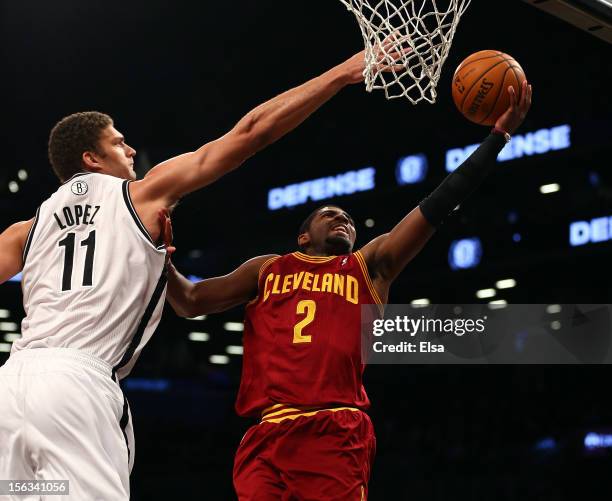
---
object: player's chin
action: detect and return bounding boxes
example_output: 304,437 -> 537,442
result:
326,235 -> 352,254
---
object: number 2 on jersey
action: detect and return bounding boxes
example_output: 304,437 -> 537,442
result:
58,231 -> 96,291
293,300 -> 316,344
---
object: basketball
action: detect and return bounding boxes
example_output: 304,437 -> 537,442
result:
452,50 -> 527,126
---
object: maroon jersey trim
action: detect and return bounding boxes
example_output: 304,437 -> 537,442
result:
246,256 -> 281,307
292,251 -> 337,263
354,251 -> 383,305
258,256 -> 280,280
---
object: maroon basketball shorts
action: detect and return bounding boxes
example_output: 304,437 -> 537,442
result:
234,407 -> 376,500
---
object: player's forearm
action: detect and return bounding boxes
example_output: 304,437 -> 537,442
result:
0,251 -> 22,285
0,221 -> 31,285
419,133 -> 507,226
166,263 -> 198,318
0,262 -> 21,285
366,134 -> 506,281
230,63 -> 352,152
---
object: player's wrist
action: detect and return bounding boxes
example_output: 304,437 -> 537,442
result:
331,56 -> 364,86
491,127 -> 511,143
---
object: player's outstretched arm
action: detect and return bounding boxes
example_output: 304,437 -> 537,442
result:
130,50 -> 371,212
166,256 -> 276,317
360,82 -> 532,297
0,219 -> 34,284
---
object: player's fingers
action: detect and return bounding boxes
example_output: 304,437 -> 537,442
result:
508,86 -> 517,108
380,32 -> 410,58
519,83 -> 531,115
526,84 -> 533,109
165,218 -> 173,244
157,210 -> 167,238
387,46 -> 412,62
382,30 -> 401,49
519,80 -> 529,108
379,64 -> 405,73
157,207 -> 174,251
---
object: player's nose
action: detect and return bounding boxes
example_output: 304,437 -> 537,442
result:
126,144 -> 137,157
333,213 -> 350,225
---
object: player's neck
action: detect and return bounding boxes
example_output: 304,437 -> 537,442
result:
302,244 -> 348,257
303,250 -> 332,257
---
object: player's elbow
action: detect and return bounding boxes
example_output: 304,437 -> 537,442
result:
167,291 -> 197,319
170,301 -> 195,319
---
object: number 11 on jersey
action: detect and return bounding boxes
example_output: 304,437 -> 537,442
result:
58,230 -> 97,291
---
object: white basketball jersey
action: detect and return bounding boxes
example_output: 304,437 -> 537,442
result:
14,172 -> 168,380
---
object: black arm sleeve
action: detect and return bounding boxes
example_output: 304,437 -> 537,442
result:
418,133 -> 507,227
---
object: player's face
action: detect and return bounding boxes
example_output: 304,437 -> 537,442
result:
92,126 -> 137,180
304,207 -> 356,255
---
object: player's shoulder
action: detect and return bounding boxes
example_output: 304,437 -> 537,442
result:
248,254 -> 281,279
2,218 -> 35,246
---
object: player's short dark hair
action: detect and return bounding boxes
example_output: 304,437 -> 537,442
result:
48,111 -> 113,182
298,205 -> 344,237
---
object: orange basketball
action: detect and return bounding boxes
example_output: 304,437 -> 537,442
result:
452,50 -> 527,126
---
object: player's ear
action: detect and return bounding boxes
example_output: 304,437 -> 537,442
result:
298,232 -> 310,249
82,150 -> 104,174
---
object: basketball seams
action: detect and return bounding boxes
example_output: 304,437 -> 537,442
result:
479,66 -> 513,125
501,53 -> 525,102
460,59 -> 510,111
455,52 -> 504,74
454,51 -> 526,125
455,54 -> 506,106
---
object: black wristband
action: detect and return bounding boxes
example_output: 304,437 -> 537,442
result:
419,133 -> 507,227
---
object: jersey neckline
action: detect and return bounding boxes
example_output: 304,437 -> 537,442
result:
61,171 -> 91,185
291,252 -> 337,263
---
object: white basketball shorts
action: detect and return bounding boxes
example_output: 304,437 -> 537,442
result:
0,348 -> 134,501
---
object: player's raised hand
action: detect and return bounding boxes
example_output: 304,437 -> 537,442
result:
340,34 -> 411,84
495,80 -> 533,135
158,208 -> 176,264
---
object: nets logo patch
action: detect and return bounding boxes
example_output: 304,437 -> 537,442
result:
71,180 -> 88,196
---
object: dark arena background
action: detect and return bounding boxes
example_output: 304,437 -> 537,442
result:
2,1 -> 612,499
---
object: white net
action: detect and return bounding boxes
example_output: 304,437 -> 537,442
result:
339,0 -> 471,104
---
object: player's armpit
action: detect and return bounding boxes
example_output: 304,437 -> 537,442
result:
166,254 -> 278,318
0,219 -> 34,284
360,207 -> 435,285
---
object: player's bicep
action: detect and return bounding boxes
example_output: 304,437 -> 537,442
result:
133,129 -> 264,207
0,220 -> 33,284
133,150 -> 203,207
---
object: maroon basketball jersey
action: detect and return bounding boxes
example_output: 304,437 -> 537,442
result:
236,251 -> 382,418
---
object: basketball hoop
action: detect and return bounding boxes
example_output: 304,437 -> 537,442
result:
339,0 -> 472,104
